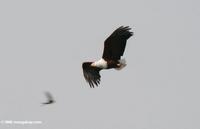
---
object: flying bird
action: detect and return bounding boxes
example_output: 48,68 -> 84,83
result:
82,26 -> 133,88
42,91 -> 55,105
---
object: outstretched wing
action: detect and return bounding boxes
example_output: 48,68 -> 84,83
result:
42,91 -> 55,105
82,63 -> 102,88
45,92 -> 54,102
102,26 -> 133,60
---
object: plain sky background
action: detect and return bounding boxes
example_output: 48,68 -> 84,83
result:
0,0 -> 200,129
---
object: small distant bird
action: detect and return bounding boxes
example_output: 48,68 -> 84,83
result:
42,92 -> 55,105
82,26 -> 133,88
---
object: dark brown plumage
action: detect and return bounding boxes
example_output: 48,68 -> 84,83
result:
82,26 -> 133,87
103,26 -> 133,60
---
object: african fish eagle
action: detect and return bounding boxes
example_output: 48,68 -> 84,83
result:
82,26 -> 133,88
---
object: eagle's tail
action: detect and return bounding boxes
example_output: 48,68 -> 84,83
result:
115,58 -> 127,70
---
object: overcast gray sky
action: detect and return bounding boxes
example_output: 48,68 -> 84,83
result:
0,0 -> 200,129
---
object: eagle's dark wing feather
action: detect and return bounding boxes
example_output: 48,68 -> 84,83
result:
82,63 -> 102,88
102,26 -> 133,60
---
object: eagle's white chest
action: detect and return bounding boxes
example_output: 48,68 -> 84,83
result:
91,58 -> 108,69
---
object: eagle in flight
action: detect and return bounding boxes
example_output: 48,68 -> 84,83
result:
82,26 -> 133,88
